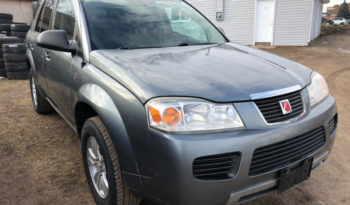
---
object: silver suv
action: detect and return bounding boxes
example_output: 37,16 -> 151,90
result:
26,0 -> 337,204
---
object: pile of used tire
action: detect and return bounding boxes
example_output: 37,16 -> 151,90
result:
0,13 -> 13,36
0,44 -> 4,77
2,42 -> 28,79
1,37 -> 28,79
0,13 -> 30,79
10,23 -> 30,41
0,12 -> 29,42
0,37 -> 21,77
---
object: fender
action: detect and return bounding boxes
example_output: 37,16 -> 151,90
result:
76,83 -> 144,192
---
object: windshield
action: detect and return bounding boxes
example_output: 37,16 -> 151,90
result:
82,0 -> 227,50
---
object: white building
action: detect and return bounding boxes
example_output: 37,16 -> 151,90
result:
187,0 -> 329,46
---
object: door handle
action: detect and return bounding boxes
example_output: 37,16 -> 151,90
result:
44,51 -> 51,61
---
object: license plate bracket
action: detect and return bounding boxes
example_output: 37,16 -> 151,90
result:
278,158 -> 313,193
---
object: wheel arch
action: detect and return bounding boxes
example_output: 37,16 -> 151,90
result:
75,83 -> 144,192
75,101 -> 98,136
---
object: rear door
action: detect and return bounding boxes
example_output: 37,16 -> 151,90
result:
29,0 -> 56,94
45,0 -> 77,121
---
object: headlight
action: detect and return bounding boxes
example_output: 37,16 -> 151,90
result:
146,98 -> 245,132
307,72 -> 329,107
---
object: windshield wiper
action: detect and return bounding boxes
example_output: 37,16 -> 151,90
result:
117,46 -> 129,50
178,43 -> 189,46
177,42 -> 218,47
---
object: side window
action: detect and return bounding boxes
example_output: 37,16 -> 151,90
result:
38,0 -> 56,32
53,0 -> 75,40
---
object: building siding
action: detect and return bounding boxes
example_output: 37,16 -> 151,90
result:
310,0 -> 323,41
314,0 -> 322,39
0,0 -> 33,24
188,0 -> 325,46
273,0 -> 313,46
188,0 -> 256,45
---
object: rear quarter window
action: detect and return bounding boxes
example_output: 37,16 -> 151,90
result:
38,0 -> 56,32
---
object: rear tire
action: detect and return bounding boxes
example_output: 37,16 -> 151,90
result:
29,69 -> 54,114
81,117 -> 141,205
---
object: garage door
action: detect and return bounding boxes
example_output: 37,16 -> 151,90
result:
255,0 -> 274,42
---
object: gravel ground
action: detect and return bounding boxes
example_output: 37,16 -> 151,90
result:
0,31 -> 349,205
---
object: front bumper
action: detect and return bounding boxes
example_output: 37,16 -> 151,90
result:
142,95 -> 337,205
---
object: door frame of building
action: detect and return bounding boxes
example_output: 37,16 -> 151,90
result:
253,0 -> 277,45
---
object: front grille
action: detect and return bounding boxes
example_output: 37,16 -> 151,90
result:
254,91 -> 304,123
193,152 -> 240,180
249,127 -> 326,176
329,115 -> 338,135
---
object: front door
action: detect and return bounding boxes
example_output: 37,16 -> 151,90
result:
255,0 -> 274,43
45,0 -> 77,121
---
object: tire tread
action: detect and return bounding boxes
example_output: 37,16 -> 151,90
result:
89,117 -> 141,205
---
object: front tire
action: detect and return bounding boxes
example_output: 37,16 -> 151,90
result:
81,117 -> 141,205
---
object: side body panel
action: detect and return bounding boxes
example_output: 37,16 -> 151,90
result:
45,50 -> 76,122
27,1 -> 49,94
71,64 -> 149,194
28,0 -> 147,193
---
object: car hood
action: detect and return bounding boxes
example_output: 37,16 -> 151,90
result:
90,43 -> 312,103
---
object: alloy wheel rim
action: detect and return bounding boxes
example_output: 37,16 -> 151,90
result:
87,136 -> 109,199
31,77 -> 38,107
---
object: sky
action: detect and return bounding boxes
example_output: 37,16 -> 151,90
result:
323,0 -> 350,12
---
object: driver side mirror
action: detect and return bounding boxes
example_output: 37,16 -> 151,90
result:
37,30 -> 76,53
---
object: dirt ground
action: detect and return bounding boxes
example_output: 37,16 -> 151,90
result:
0,31 -> 350,205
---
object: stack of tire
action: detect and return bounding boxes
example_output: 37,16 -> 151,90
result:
1,37 -> 28,79
0,13 -> 13,36
0,45 -> 4,77
0,37 -> 22,78
11,24 -> 30,41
